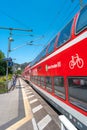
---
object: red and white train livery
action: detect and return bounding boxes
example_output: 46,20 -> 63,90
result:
22,5 -> 87,130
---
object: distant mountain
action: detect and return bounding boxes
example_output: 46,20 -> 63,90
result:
13,62 -> 30,72
20,62 -> 30,70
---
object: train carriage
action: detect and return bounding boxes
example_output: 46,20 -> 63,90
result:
23,5 -> 87,130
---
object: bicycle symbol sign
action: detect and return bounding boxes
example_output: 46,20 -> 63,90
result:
69,54 -> 84,69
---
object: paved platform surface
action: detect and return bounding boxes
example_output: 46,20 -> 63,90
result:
0,78 -> 25,130
0,78 -> 60,130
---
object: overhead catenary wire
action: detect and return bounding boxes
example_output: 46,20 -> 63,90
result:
42,1 -> 74,45
0,8 -> 45,47
12,33 -> 34,37
43,0 -> 66,37
0,26 -> 32,32
43,1 -> 80,47
0,9 -> 30,29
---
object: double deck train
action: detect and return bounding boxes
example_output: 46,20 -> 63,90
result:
22,5 -> 87,130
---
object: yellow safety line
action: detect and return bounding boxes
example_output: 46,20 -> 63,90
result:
6,80 -> 33,130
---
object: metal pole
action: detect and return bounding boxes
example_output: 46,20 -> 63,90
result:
6,30 -> 13,88
6,39 -> 10,82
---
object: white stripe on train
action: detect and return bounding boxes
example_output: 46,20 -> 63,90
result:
31,31 -> 87,69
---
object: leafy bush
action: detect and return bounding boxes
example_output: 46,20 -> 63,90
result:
0,81 -> 7,93
0,74 -> 12,93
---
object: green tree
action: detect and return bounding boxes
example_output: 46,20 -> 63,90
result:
0,50 -> 5,59
0,61 -> 7,75
0,50 -> 13,75
0,50 -> 6,75
16,70 -> 22,75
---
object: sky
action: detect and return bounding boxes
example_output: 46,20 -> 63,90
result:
0,0 -> 87,64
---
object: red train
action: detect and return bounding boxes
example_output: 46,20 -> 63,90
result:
22,5 -> 87,130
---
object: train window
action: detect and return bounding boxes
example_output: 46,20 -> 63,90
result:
57,20 -> 73,47
47,36 -> 57,54
40,46 -> 47,59
32,76 -> 34,83
34,76 -> 37,84
68,77 -> 87,111
46,76 -> 52,92
37,53 -> 42,62
76,5 -> 87,34
30,76 -> 33,82
31,76 -> 35,83
37,76 -> 41,86
30,60 -> 34,66
54,76 -> 65,99
41,76 -> 45,88
33,76 -> 36,83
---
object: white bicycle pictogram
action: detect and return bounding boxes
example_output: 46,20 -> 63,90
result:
69,54 -> 84,69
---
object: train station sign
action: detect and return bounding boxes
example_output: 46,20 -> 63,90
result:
8,61 -> 13,66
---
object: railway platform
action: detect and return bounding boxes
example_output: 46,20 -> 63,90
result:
0,78 -> 61,130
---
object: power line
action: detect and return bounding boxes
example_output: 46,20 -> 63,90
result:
57,2 -> 79,31
0,9 -> 30,28
71,0 -> 83,9
12,33 -> 33,37
43,0 -> 66,37
44,2 -> 80,46
42,1 -> 74,45
0,26 -> 32,32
